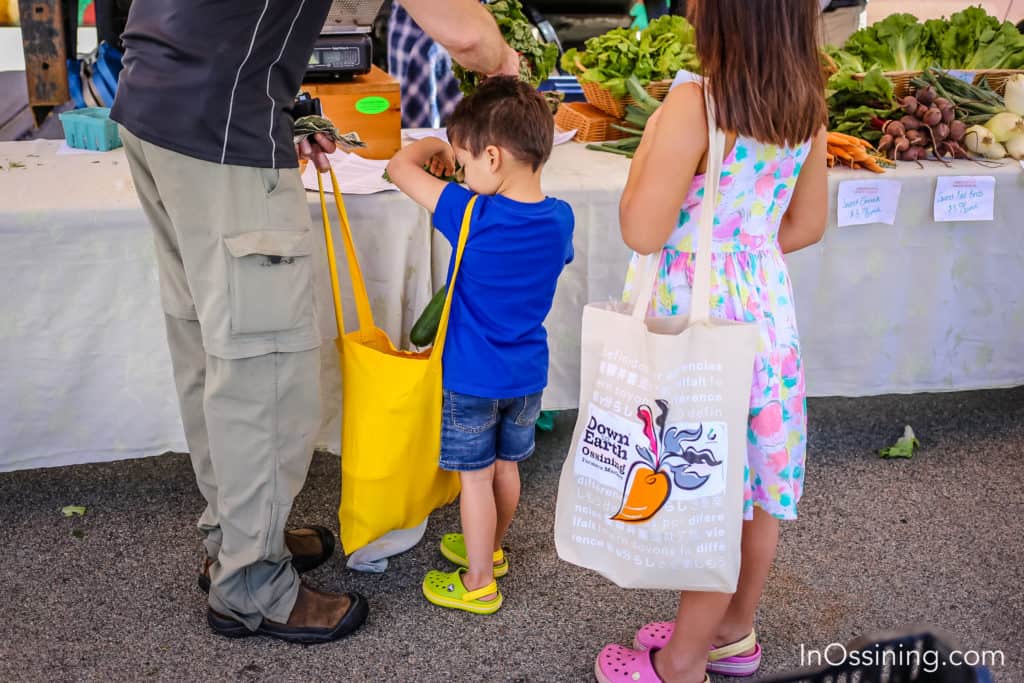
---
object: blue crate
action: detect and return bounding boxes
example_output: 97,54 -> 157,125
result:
539,75 -> 585,102
58,107 -> 122,152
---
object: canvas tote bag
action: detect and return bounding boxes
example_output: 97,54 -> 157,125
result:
553,93 -> 759,591
317,168 -> 467,554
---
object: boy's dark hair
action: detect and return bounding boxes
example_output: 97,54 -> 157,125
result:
446,76 -> 554,171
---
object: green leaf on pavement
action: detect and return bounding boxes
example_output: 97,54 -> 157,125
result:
879,425 -> 919,459
61,505 -> 87,517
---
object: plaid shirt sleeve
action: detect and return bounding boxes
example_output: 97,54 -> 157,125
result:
388,1 -> 464,129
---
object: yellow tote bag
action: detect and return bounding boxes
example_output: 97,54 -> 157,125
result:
317,168 -> 469,554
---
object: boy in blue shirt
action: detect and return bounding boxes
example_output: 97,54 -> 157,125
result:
387,77 -> 574,614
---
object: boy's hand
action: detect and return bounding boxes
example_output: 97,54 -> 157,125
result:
427,147 -> 456,179
386,138 -> 456,213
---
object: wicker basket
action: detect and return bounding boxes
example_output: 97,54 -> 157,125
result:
580,79 -> 672,118
554,102 -> 630,143
852,68 -> 1022,98
970,69 -> 1023,95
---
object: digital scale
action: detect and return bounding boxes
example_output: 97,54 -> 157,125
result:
305,0 -> 383,81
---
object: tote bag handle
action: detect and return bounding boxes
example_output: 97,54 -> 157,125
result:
631,89 -> 726,325
317,168 -> 475,360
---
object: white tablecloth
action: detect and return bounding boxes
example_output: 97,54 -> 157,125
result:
2,139 -> 1022,471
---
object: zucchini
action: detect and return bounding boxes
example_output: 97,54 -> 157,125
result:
625,75 -> 662,115
409,284 -> 448,347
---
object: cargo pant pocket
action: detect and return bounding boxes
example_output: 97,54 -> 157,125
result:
223,230 -> 314,335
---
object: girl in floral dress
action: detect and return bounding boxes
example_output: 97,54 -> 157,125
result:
594,1 -> 829,682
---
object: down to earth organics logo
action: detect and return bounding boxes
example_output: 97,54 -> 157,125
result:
610,400 -> 723,523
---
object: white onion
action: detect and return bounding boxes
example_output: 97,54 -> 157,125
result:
984,112 -> 1024,143
1006,134 -> 1024,161
964,125 -> 1006,159
1004,74 -> 1024,117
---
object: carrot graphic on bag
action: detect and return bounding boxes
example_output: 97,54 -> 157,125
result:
611,462 -> 671,522
610,401 -> 723,523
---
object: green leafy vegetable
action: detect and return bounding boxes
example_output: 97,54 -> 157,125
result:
562,16 -> 699,97
833,8 -> 1024,73
843,14 -> 933,72
842,13 -> 932,72
453,0 -> 558,96
879,425 -> 919,459
924,7 -> 1024,70
824,47 -> 866,75
826,65 -> 898,143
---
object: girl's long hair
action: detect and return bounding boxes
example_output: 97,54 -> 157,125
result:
689,0 -> 827,147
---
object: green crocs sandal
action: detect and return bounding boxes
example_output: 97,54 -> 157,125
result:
536,410 -> 556,432
439,533 -> 509,578
422,568 -> 503,615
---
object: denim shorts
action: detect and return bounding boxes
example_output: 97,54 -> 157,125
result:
439,390 -> 543,472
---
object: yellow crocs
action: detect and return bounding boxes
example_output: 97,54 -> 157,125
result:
422,567 -> 503,615
439,533 -> 509,577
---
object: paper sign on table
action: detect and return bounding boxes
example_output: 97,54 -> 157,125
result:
553,128 -> 578,146
301,151 -> 396,195
933,175 -> 996,222
836,179 -> 901,227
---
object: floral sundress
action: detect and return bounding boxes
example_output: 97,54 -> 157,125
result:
623,136 -> 812,520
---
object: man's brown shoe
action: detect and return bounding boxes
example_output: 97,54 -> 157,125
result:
207,582 -> 369,644
197,526 -> 336,593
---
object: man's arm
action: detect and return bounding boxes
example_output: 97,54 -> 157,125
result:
400,0 -> 520,76
386,138 -> 454,213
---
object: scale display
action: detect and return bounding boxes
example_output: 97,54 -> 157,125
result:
309,46 -> 362,69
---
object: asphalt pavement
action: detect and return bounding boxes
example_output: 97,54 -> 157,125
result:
1,387 -> 1021,682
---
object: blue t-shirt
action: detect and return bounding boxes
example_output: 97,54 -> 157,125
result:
433,184 -> 575,399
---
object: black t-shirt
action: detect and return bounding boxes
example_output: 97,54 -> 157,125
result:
111,0 -> 331,169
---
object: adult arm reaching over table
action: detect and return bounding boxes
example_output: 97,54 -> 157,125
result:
300,0 -> 520,171
400,0 -> 522,79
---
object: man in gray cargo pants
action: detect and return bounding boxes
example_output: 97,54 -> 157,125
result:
112,0 -> 519,643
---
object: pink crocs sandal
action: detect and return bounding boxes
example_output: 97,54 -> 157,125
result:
596,644 -> 663,683
594,645 -> 711,683
633,624 -> 762,677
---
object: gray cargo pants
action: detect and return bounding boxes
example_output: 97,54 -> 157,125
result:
121,128 -> 321,630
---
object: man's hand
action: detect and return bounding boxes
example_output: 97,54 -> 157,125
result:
489,45 -> 522,78
297,132 -> 337,172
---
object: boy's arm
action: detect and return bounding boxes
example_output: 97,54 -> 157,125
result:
386,138 -> 454,213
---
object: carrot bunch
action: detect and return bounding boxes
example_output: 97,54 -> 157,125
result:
826,131 -> 891,173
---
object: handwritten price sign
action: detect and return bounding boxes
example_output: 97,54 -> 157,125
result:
837,180 -> 902,227
933,176 -> 996,222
